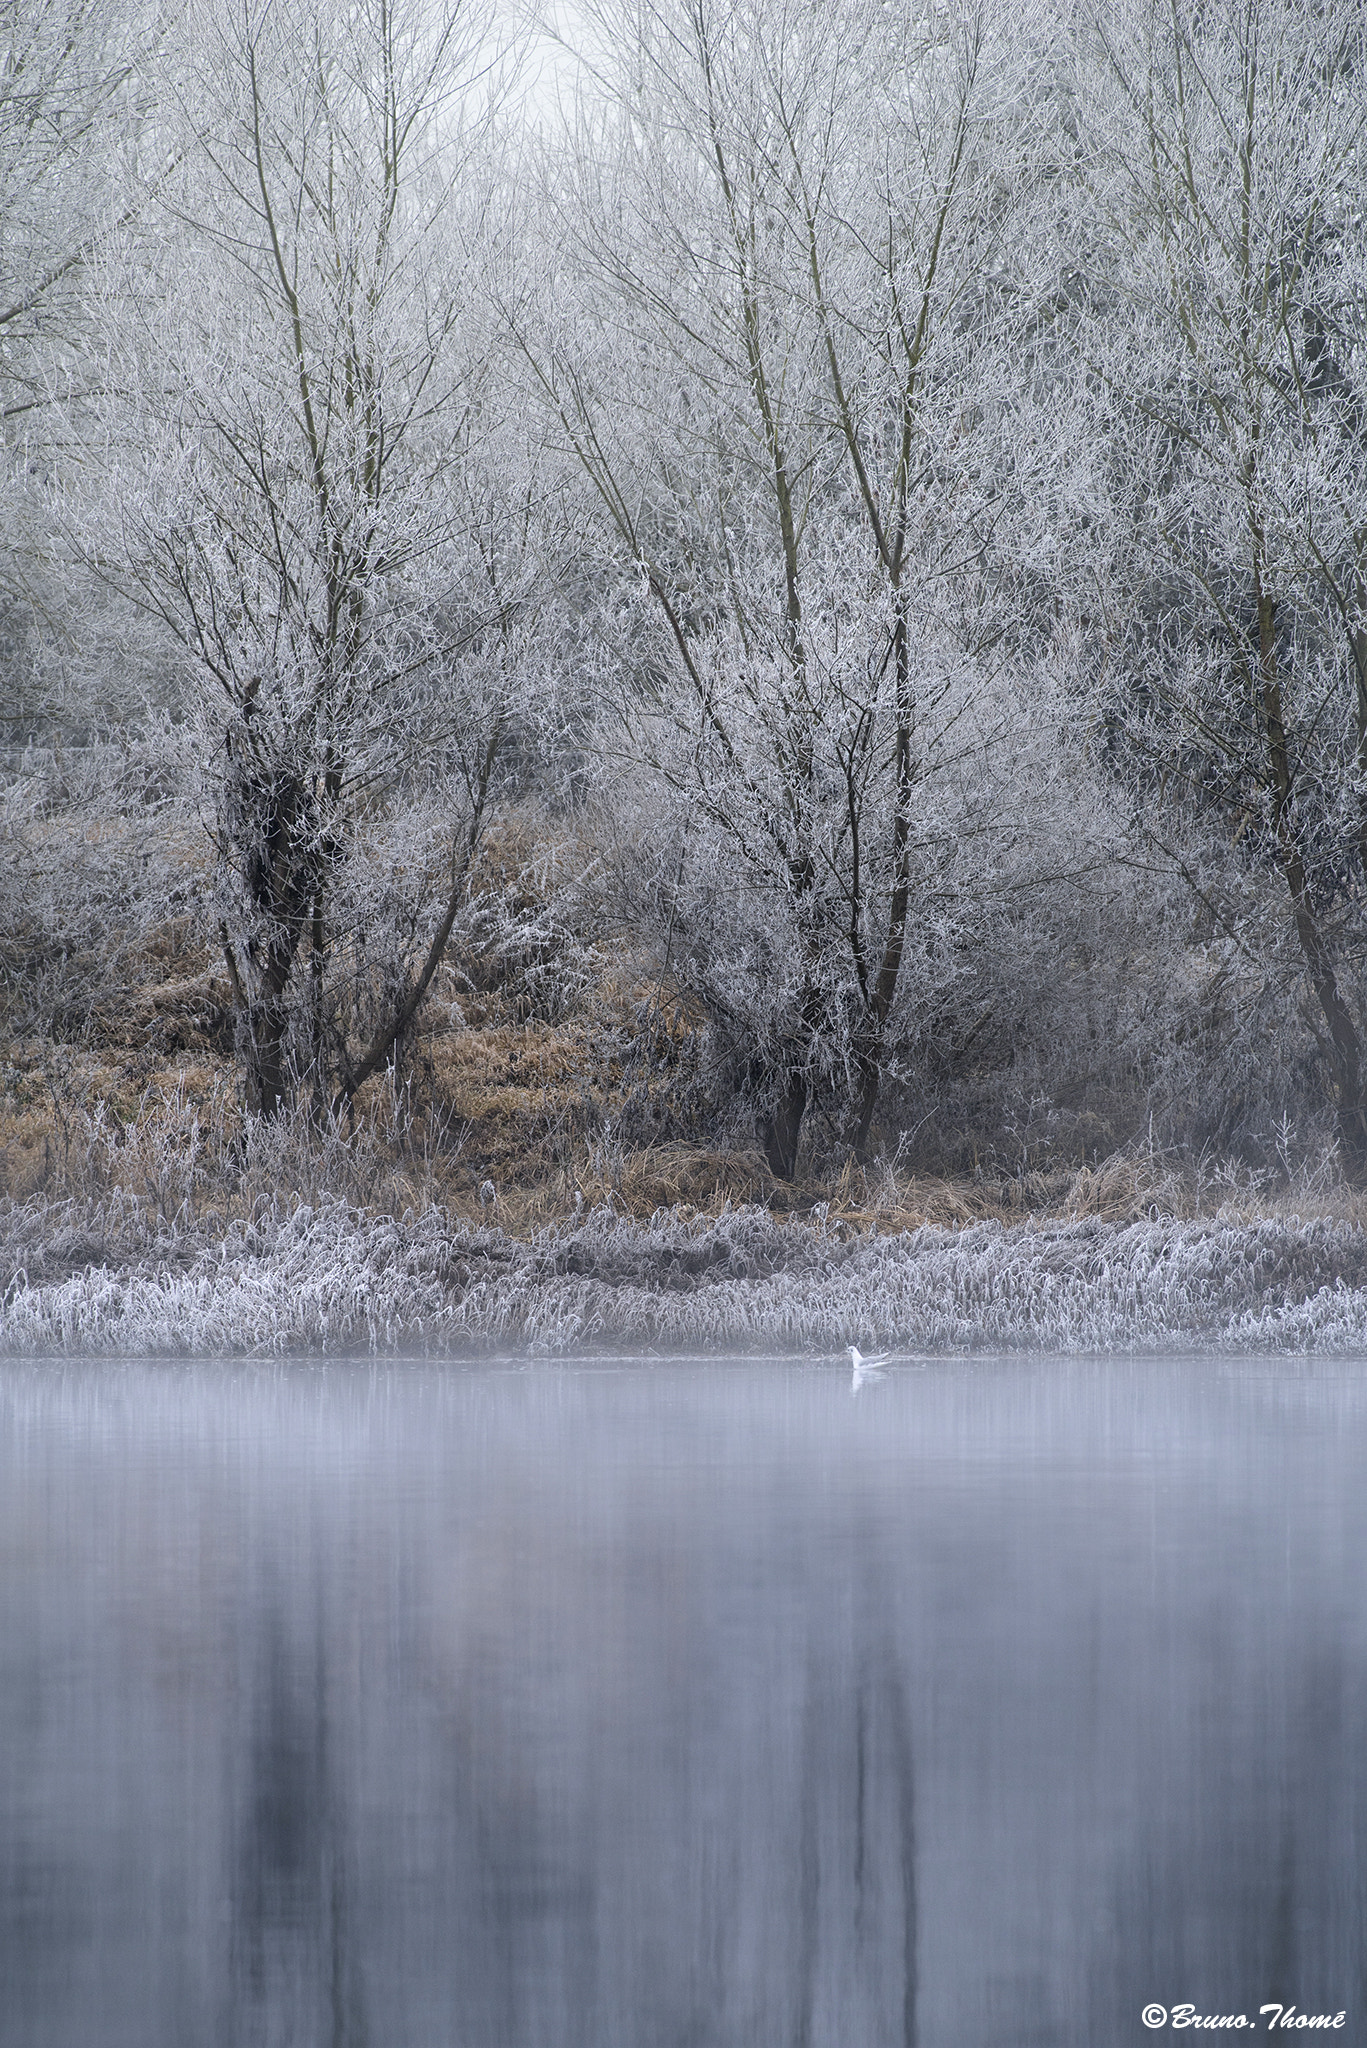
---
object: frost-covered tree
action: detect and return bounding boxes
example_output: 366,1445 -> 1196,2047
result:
521,0 -> 1088,1174
85,0 -> 530,1115
0,0 -> 146,438
0,0 -> 154,732
1077,0 -> 1367,1171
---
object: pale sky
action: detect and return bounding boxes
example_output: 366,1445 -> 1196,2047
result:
499,0 -> 605,128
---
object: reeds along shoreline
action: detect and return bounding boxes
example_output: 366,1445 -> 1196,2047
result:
4,1195 -> 1367,1357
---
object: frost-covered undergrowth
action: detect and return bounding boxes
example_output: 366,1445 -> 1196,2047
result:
4,1199 -> 1367,1354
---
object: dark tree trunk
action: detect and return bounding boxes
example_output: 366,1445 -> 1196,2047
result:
844,590 -> 914,1167
1257,577 -> 1367,1179
333,733 -> 500,1113
241,952 -> 297,1119
219,739 -> 318,1120
851,1056 -> 881,1161
757,1071 -> 808,1182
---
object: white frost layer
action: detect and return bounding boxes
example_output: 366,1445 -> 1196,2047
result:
4,1203 -> 1367,1356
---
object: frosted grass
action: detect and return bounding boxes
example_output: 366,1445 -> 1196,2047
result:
4,1198 -> 1367,1355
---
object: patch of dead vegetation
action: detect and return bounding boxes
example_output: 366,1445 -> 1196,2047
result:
6,885 -> 1367,1243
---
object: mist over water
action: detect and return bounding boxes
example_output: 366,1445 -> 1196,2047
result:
1,1356 -> 1364,2047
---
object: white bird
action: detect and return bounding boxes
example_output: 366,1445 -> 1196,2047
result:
848,1343 -> 889,1393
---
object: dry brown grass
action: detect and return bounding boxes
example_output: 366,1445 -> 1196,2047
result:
6,892 -> 1367,1240
7,1018 -> 1366,1241
1058,1143 -> 1367,1227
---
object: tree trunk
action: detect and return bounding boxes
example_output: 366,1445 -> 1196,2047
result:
846,595 -> 914,1164
1277,855 -> 1367,1176
220,917 -> 303,1121
242,955 -> 295,1119
851,1055 -> 881,1160
308,892 -> 326,1114
334,736 -> 499,1114
1258,579 -> 1367,1178
1352,617 -> 1367,887
757,1070 -> 808,1182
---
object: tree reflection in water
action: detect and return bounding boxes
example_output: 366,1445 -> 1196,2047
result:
0,1359 -> 1364,2047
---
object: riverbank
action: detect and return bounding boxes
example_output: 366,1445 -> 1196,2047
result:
4,1197 -> 1367,1356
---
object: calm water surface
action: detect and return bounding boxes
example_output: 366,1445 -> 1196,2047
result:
1,1355 -> 1365,2047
